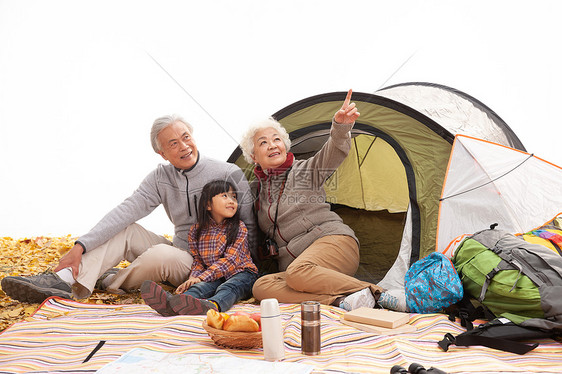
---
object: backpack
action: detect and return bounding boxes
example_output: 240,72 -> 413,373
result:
404,252 -> 463,313
439,227 -> 562,354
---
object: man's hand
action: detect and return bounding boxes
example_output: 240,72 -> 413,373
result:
54,243 -> 84,279
174,276 -> 201,294
334,89 -> 360,124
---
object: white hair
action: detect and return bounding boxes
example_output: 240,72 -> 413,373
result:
239,117 -> 291,164
150,114 -> 193,153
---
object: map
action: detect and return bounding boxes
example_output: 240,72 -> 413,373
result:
96,348 -> 314,374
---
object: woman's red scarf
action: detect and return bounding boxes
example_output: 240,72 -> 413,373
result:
253,152 -> 294,211
253,152 -> 294,181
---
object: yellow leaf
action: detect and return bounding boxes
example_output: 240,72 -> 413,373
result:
8,308 -> 22,318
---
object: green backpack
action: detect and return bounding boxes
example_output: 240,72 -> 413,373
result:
453,228 -> 562,330
439,227 -> 562,354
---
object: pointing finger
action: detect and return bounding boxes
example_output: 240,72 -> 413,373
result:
343,89 -> 353,107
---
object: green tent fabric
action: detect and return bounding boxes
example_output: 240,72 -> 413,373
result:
228,83 -> 525,284
327,134 -> 409,213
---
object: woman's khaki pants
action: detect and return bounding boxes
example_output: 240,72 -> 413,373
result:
252,235 -> 382,306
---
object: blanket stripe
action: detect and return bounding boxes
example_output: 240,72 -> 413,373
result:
0,297 -> 560,373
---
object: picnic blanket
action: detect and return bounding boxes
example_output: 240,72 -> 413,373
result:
0,297 -> 561,373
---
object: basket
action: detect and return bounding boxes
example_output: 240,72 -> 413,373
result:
202,321 -> 263,349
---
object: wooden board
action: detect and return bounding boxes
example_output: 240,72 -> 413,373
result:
339,317 -> 417,335
343,307 -> 410,328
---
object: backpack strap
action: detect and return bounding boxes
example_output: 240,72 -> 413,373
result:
479,260 -> 518,302
439,318 -> 553,355
447,294 -> 495,331
438,330 -> 538,355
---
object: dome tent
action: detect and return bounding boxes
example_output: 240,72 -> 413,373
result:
227,82 -> 525,288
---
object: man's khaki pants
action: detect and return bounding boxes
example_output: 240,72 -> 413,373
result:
73,223 -> 193,299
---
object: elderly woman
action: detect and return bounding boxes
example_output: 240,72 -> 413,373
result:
239,90 -> 404,311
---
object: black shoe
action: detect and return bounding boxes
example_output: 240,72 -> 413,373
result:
1,271 -> 73,303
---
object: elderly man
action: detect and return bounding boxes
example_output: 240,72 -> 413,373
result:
1,115 -> 256,303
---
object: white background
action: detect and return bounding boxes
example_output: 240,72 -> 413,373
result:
1,0 -> 560,238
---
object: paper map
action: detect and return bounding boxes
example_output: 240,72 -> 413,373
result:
96,348 -> 314,374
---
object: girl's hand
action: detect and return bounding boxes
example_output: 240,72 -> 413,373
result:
334,89 -> 360,124
174,277 -> 201,294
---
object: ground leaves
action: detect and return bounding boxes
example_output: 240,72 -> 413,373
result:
0,236 -> 139,332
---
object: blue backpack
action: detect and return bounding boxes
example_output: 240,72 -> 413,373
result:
405,252 -> 463,313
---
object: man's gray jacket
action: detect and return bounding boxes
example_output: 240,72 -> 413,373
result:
77,155 -> 257,260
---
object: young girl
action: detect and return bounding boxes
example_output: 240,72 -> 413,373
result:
141,179 -> 258,316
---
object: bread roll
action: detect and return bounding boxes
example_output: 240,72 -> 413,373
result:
206,309 -> 225,329
223,315 -> 260,332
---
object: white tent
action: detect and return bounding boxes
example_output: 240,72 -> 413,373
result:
436,135 -> 562,258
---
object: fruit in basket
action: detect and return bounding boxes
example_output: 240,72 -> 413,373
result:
249,312 -> 261,328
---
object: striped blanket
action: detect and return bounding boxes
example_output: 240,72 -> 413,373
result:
0,297 -> 560,373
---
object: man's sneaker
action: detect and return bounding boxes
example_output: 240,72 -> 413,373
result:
169,294 -> 218,315
1,271 -> 73,303
94,268 -> 120,291
378,289 -> 409,312
140,280 -> 175,317
340,288 -> 376,311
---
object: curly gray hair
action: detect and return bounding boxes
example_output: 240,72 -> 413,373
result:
150,114 -> 193,153
239,117 -> 291,164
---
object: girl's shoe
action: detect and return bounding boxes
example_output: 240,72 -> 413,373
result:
140,280 -> 175,316
169,294 -> 218,315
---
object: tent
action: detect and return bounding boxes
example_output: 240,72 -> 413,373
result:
227,82 -> 527,288
437,135 -> 562,257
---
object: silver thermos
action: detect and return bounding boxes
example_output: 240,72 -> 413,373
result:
301,301 -> 321,355
260,298 -> 285,361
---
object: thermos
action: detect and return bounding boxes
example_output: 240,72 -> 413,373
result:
260,298 -> 285,361
301,301 -> 321,355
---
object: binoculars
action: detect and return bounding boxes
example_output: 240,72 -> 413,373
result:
391,363 -> 447,374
